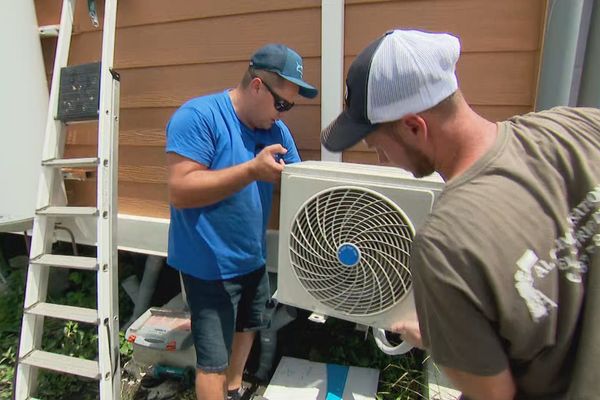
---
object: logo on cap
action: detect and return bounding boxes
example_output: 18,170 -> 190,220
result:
344,83 -> 349,107
296,62 -> 303,78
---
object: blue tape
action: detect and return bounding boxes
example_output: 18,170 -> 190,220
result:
326,363 -> 349,400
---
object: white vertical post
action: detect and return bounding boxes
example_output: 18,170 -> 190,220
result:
321,0 -> 344,162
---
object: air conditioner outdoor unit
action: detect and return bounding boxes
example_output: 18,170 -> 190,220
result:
276,161 -> 444,331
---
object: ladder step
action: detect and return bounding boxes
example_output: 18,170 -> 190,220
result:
19,350 -> 100,380
30,254 -> 98,271
38,24 -> 60,38
25,302 -> 99,325
42,157 -> 99,168
36,206 -> 98,217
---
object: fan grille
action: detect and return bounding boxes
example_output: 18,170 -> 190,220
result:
289,186 -> 415,316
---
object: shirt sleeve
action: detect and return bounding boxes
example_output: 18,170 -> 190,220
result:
411,233 -> 509,376
165,106 -> 215,167
277,121 -> 301,164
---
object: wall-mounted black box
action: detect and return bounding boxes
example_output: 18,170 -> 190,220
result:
57,62 -> 101,122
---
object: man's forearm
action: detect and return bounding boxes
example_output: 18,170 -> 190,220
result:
443,367 -> 515,400
169,161 -> 256,208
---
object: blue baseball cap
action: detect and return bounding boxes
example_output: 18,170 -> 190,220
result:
250,44 -> 318,99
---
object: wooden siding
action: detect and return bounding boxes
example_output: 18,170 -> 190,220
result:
342,0 -> 547,162
35,0 -> 546,228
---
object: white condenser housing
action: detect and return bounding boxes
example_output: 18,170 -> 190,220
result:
276,161 -> 444,330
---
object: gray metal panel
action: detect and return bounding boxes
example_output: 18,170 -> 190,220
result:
578,1 -> 600,107
536,0 -> 593,110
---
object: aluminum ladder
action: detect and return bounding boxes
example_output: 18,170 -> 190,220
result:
14,0 -> 120,398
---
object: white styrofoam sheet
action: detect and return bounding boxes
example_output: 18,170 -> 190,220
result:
263,356 -> 379,400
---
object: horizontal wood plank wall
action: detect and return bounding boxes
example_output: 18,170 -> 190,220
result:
342,0 -> 546,162
35,0 -> 546,229
35,0 -> 322,227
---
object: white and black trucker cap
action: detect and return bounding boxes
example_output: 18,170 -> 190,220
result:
321,29 -> 460,152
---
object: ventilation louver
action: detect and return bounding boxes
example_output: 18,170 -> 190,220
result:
290,186 -> 414,316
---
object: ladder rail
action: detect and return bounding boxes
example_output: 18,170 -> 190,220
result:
97,75 -> 120,398
96,0 -> 121,390
16,1 -> 78,398
41,0 -> 75,165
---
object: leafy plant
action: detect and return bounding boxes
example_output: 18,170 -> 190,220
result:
0,264 -> 25,400
0,346 -> 16,400
119,330 -> 133,358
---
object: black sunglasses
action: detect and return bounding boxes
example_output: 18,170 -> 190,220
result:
250,71 -> 295,112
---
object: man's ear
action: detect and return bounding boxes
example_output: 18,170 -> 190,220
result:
401,114 -> 426,135
250,76 -> 261,93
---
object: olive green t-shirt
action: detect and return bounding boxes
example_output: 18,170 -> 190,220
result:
412,107 -> 600,399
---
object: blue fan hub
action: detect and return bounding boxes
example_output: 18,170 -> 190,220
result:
337,243 -> 361,267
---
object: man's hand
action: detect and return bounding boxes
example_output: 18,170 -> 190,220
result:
250,144 -> 287,183
390,313 -> 424,349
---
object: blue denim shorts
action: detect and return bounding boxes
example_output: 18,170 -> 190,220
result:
181,267 -> 271,372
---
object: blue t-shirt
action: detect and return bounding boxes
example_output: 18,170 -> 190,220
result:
165,90 -> 301,280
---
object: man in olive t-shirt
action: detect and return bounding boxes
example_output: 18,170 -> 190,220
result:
410,107 -> 600,399
320,29 -> 600,400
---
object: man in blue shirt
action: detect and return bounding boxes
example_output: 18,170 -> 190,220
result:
166,44 -> 317,400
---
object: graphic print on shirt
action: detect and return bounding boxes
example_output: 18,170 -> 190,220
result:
515,185 -> 600,322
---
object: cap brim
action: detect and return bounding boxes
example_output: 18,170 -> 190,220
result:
278,75 -> 319,99
321,111 -> 378,152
